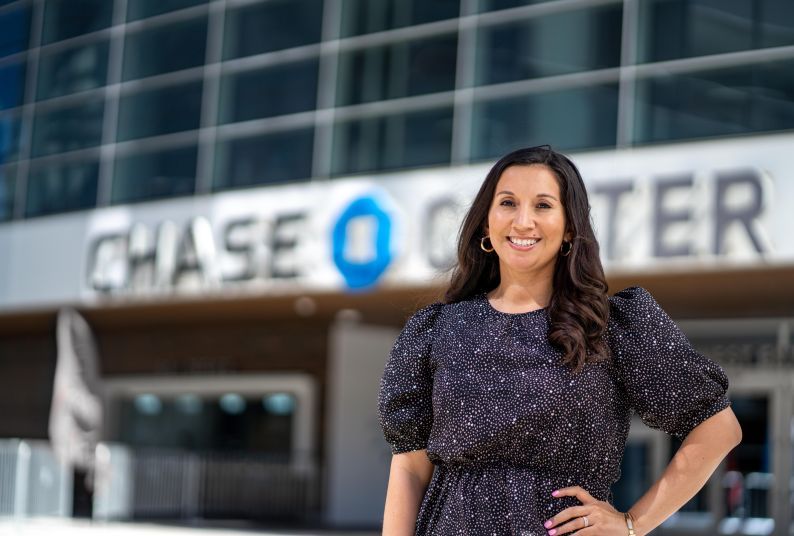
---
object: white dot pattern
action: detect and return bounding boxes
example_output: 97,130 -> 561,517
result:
377,286 -> 731,535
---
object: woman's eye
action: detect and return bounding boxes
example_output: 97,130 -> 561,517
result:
500,200 -> 514,206
538,203 -> 551,209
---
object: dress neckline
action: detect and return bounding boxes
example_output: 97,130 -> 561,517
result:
478,291 -> 549,317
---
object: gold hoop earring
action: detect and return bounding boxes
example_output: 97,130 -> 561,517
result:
480,235 -> 494,253
560,240 -> 572,257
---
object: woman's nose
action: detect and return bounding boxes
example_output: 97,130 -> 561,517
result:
514,207 -> 535,228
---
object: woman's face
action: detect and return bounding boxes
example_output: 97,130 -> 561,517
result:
485,164 -> 572,277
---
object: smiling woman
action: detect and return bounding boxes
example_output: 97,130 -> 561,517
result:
378,145 -> 742,536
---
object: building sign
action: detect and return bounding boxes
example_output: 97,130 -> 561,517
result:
0,133 -> 792,309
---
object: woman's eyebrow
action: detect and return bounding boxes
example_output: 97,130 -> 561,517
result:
496,190 -> 558,201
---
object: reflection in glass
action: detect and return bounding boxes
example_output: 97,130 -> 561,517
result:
0,6 -> 31,58
219,60 -> 319,124
0,113 -> 22,164
112,145 -> 197,204
332,107 -> 453,175
32,101 -> 104,157
37,41 -> 109,100
471,84 -> 618,160
127,0 -> 207,21
336,34 -> 458,106
223,0 -> 323,59
117,81 -> 203,141
123,17 -> 208,80
340,0 -> 459,37
634,60 -> 794,144
214,128 -> 314,190
0,165 -> 15,221
638,0 -> 794,63
0,62 -> 25,111
26,160 -> 98,217
42,0 -> 112,45
476,5 -> 622,86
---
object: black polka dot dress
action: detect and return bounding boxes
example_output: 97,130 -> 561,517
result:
377,286 -> 731,535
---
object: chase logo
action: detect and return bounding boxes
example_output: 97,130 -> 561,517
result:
331,189 -> 400,292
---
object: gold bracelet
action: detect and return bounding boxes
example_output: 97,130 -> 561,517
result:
624,511 -> 636,536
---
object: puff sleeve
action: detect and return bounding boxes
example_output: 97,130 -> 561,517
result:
608,286 -> 731,441
377,302 -> 443,455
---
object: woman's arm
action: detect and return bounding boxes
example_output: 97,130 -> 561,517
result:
382,449 -> 435,536
546,406 -> 741,535
629,406 -> 743,535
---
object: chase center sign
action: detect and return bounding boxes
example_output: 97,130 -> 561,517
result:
0,134 -> 791,310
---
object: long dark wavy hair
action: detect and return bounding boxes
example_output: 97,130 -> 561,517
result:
443,145 -> 611,374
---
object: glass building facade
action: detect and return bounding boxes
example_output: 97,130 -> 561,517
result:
0,0 -> 793,221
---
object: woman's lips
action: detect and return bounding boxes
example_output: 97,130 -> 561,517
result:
506,238 -> 540,251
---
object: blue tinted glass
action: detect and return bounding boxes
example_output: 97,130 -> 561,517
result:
0,62 -> 26,110
634,60 -> 794,144
219,60 -> 319,124
479,0 -> 554,12
639,0 -> 794,63
0,165 -> 15,221
123,17 -> 207,80
113,146 -> 197,204
214,129 -> 314,189
0,113 -> 23,163
476,4 -> 622,86
32,101 -> 104,157
37,40 -> 109,100
340,0 -> 459,37
471,84 -> 619,160
332,107 -> 453,175
336,34 -> 458,106
224,0 -> 323,59
42,0 -> 113,44
127,0 -> 207,21
117,81 -> 203,141
26,160 -> 98,217
0,7 -> 31,58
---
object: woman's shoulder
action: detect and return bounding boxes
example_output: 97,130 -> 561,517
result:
606,286 -> 665,331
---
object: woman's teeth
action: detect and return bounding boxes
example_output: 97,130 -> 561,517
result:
508,237 -> 539,247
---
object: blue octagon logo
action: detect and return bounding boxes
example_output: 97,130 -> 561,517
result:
332,191 -> 398,291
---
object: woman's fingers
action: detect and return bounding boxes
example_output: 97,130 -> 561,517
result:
551,485 -> 596,504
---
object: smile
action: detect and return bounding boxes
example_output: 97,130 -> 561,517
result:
507,237 -> 540,250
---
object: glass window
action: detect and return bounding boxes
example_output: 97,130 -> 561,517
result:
336,34 -> 458,106
37,40 -> 109,100
332,107 -> 453,175
214,128 -> 314,190
223,0 -> 323,59
634,60 -> 794,144
471,84 -> 619,160
127,0 -> 207,21
219,59 -> 318,124
476,5 -> 622,86
123,17 -> 207,80
340,0 -> 459,37
0,112 -> 22,164
32,100 -> 104,157
0,6 -> 31,58
0,61 -> 26,111
479,0 -> 556,12
0,165 -> 15,221
26,160 -> 98,217
112,145 -> 197,204
42,0 -> 113,45
638,0 -> 794,63
117,80 -> 203,141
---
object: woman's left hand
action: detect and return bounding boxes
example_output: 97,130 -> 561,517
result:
544,486 -> 628,535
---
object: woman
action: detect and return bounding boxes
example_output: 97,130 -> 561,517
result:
377,145 -> 742,535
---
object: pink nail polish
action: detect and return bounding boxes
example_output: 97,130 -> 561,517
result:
544,521 -> 552,528
548,530 -> 557,536
552,490 -> 559,496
